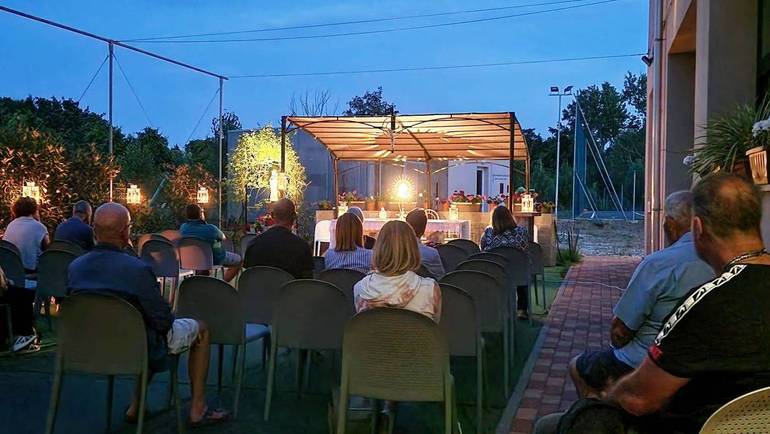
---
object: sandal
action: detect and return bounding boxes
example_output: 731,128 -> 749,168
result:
124,407 -> 161,424
187,407 -> 229,429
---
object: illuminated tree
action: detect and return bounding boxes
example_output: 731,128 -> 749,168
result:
166,163 -> 217,215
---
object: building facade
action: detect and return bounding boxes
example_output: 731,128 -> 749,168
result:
645,0 -> 770,252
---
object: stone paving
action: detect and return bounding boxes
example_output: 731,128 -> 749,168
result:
509,256 -> 641,434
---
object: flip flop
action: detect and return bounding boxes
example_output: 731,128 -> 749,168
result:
124,407 -> 162,424
187,407 -> 229,429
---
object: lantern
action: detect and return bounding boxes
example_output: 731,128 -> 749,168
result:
21,181 -> 41,202
449,203 -> 459,221
521,192 -> 534,213
196,186 -> 209,204
126,184 -> 141,204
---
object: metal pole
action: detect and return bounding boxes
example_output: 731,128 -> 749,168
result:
425,160 -> 432,209
554,93 -> 562,218
280,116 -> 287,172
332,158 -> 340,217
632,171 -> 637,221
218,77 -> 223,227
108,42 -> 114,201
508,113 -> 515,210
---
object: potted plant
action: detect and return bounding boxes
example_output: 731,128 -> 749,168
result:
316,200 -> 333,210
747,111 -> 770,184
364,195 -> 377,211
450,190 -> 482,212
340,191 -> 365,208
540,201 -> 555,214
691,96 -> 770,182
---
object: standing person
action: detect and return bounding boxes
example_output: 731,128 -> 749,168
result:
180,204 -> 241,282
324,213 -> 373,273
54,200 -> 94,250
480,205 -> 530,319
3,197 -> 50,273
534,173 -> 770,434
405,208 -> 445,278
244,198 -> 313,279
68,203 -> 228,427
354,220 -> 441,322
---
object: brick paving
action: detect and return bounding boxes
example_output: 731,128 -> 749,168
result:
509,256 -> 641,434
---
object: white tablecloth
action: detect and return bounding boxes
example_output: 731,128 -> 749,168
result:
327,218 -> 470,247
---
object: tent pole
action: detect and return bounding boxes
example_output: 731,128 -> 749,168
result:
425,160 -> 432,209
108,42 -> 114,202
333,157 -> 339,217
508,113 -> 515,209
280,116 -> 287,173
218,77 -> 223,227
526,157 -> 531,191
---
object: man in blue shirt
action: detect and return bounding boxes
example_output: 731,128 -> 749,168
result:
406,209 -> 445,278
180,204 -> 241,281
68,203 -> 228,427
569,191 -> 714,398
54,200 -> 94,250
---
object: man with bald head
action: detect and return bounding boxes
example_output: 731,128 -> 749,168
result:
568,190 -> 713,399
67,203 -> 228,427
244,198 -> 313,278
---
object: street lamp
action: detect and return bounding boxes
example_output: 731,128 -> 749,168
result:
549,85 -> 573,218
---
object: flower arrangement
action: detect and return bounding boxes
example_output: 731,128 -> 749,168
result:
539,201 -> 556,214
253,212 -> 274,233
449,190 -> 482,204
316,200 -> 333,210
339,190 -> 364,204
753,116 -> 770,148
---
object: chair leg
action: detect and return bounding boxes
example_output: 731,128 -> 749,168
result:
369,400 -> 379,434
541,274 -> 548,311
476,352 -> 483,434
263,339 -> 278,421
136,370 -> 149,434
172,363 -> 184,434
231,345 -> 239,383
532,276 -> 539,306
233,343 -> 246,419
217,344 -> 224,394
105,375 -> 114,434
336,386 -> 349,434
503,328 -> 510,398
45,366 -> 63,434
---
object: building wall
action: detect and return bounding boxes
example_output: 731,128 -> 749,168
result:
448,161 -> 512,198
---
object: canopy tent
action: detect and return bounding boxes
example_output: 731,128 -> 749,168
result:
279,112 -> 530,209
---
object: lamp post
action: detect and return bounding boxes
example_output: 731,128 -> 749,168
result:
549,85 -> 572,218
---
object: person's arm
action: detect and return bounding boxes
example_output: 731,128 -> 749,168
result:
610,316 -> 635,348
605,356 -> 689,415
611,259 -> 667,345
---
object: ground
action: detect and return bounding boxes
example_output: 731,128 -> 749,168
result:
558,219 -> 644,257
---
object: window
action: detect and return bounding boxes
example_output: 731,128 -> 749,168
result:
476,170 -> 483,195
499,183 -> 504,194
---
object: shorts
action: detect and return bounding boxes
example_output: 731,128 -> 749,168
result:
575,349 -> 634,390
220,251 -> 242,267
166,318 -> 200,355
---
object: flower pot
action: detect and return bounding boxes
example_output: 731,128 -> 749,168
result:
365,200 -> 377,211
348,200 -> 365,209
747,146 -> 768,185
454,202 -> 481,212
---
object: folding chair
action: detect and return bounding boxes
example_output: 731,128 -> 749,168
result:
36,249 -> 78,329
447,239 -> 480,256
239,234 -> 257,258
140,239 -> 190,305
527,242 -> 547,311
177,236 -> 222,279
48,240 -> 84,256
317,268 -> 365,301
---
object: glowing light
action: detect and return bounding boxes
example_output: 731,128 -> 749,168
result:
126,184 -> 141,204
393,176 -> 414,202
196,186 -> 209,204
21,181 -> 41,202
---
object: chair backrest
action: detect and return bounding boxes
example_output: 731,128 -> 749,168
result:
699,386 -> 770,434
425,209 -> 440,220
440,270 -> 504,331
341,308 -> 450,402
527,242 -> 545,274
273,279 -> 353,350
140,240 -> 180,279
177,236 -> 214,271
0,245 -> 26,289
488,246 -> 531,286
317,268 -> 365,301
456,259 -> 508,288
237,266 -> 294,324
176,276 -> 244,345
159,229 -> 182,243
312,256 -> 325,277
438,283 -> 480,357
0,240 -> 21,258
415,264 -> 435,279
48,240 -> 84,256
58,293 -> 147,374
240,233 -> 257,257
314,220 -> 332,244
221,238 -> 235,253
435,244 -> 468,273
447,239 -> 480,256
136,233 -> 152,255
468,252 -> 509,269
37,249 -> 78,298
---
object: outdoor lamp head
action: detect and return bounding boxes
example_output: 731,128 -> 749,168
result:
550,86 -> 559,94
564,85 -> 573,94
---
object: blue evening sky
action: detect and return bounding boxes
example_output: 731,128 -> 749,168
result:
0,0 -> 648,147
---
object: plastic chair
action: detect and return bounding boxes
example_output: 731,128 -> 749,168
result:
439,283 -> 484,434
176,276 -> 267,418
240,233 -> 257,258
0,245 -> 26,289
468,252 -> 508,268
141,239 -> 188,305
436,244 -> 468,273
527,242 -> 547,310
221,239 -> 235,253
264,279 -> 353,420
314,220 -> 332,256
177,236 -> 222,278
700,386 -> 770,434
333,308 -> 457,434
425,209 -> 440,220
159,229 -> 182,244
45,293 -> 183,434
441,269 -> 511,397
48,240 -> 85,256
0,240 -> 21,258
488,246 -> 532,319
36,249 -> 78,329
137,234 -> 172,256
447,239 -> 480,256
237,266 -> 294,325
416,264 -> 436,279
317,268 -> 365,301
313,256 -> 326,278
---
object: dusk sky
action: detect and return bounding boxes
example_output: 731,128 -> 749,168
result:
0,0 -> 648,147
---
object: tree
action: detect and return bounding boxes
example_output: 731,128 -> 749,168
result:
67,143 -> 121,205
119,127 -> 180,195
289,89 -> 338,116
166,163 -> 217,216
343,87 -> 396,116
211,111 -> 242,146
185,138 -> 218,175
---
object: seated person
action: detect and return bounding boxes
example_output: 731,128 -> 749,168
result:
67,203 -> 228,427
354,220 -> 441,322
244,198 -> 313,278
180,204 -> 241,282
405,209 -> 445,278
346,206 -> 376,249
480,205 -> 530,319
534,173 -> 770,434
570,191 -> 714,398
324,212 -> 373,274
54,200 -> 95,250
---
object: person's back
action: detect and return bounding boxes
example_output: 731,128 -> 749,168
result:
54,200 -> 94,250
179,204 -> 226,265
405,209 -> 445,278
3,197 -> 49,271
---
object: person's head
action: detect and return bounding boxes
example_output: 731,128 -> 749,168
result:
93,202 -> 132,248
691,172 -> 763,267
662,191 -> 694,245
405,208 -> 428,238
491,205 -> 517,234
12,197 -> 38,219
185,203 -> 204,221
334,212 -> 364,252
346,206 -> 365,223
72,200 -> 92,223
271,198 -> 297,229
372,220 -> 421,276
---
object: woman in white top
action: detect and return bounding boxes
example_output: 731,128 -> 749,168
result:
353,220 -> 441,322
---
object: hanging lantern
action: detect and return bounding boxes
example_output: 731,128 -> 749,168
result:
21,181 -> 41,203
196,186 -> 209,204
126,184 -> 141,204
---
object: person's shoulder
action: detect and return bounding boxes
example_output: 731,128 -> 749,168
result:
482,227 -> 494,236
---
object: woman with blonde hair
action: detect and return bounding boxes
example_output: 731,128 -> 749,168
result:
324,212 -> 373,273
353,220 -> 441,322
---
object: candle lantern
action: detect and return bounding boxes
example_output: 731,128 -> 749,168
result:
126,184 -> 141,204
21,181 -> 41,202
196,186 -> 209,204
521,192 -> 535,213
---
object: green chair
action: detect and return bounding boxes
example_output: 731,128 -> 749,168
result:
48,240 -> 85,256
45,293 -> 183,434
436,244 -> 469,273
527,242 -> 547,311
439,283 -> 485,434
0,244 -> 26,289
447,239 -> 480,256
488,246 -> 532,320
334,308 -> 458,434
36,249 -> 78,329
468,252 -> 508,270
700,386 -> 770,433
264,279 -> 353,420
317,268 -> 365,302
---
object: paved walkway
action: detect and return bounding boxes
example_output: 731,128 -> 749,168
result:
509,256 -> 641,434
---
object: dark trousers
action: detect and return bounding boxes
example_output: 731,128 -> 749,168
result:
516,285 -> 529,311
0,286 -> 36,344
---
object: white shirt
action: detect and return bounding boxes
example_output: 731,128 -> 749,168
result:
3,216 -> 48,270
